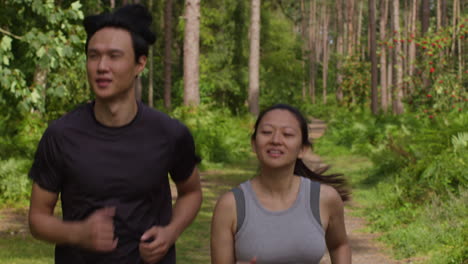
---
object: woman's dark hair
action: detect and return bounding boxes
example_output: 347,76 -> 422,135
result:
83,4 -> 156,62
252,104 -> 350,201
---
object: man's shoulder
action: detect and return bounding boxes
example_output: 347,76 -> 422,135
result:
140,103 -> 187,132
47,102 -> 91,132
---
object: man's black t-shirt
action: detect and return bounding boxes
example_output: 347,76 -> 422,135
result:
29,101 -> 199,264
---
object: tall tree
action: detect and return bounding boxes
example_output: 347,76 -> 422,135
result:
380,0 -> 389,113
392,0 -> 404,114
183,0 -> 201,106
356,0 -> 364,58
163,0 -> 174,110
322,3 -> 330,105
301,0 -> 308,101
346,0 -> 356,55
369,0 -> 378,114
408,0 -> 418,93
248,0 -> 261,115
387,49 -> 393,113
32,66 -> 48,114
437,0 -> 443,30
308,0 -> 317,104
421,0 -> 430,35
335,0 -> 345,102
453,0 -> 462,77
147,0 -> 154,108
133,0 -> 143,102
421,0 -> 431,89
441,0 -> 447,27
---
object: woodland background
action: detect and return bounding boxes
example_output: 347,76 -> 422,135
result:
0,0 -> 467,263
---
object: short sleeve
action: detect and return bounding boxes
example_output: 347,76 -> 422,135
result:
169,123 -> 200,182
28,126 -> 64,193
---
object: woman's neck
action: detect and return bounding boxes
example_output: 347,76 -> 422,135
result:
253,166 -> 298,196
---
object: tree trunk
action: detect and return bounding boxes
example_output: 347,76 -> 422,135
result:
308,0 -> 317,104
421,0 -> 431,89
451,0 -> 458,54
441,0 -> 447,27
183,0 -> 201,106
408,0 -> 417,93
402,0 -> 410,96
336,0 -> 344,102
147,0 -> 154,108
455,0 -> 462,78
421,0 -> 430,35
380,0 -> 389,113
437,0 -> 442,31
356,0 -> 363,57
132,0 -> 142,102
301,0 -> 307,101
346,0 -> 356,56
248,0 -> 261,115
369,0 -> 378,114
134,77 -> 142,101
33,66 -> 48,114
322,4 -> 329,105
387,49 -> 393,109
392,0 -> 404,114
163,0 -> 174,110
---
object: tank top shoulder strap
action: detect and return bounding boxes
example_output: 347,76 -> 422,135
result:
309,179 -> 322,226
231,186 -> 245,233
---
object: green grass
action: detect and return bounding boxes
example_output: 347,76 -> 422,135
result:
0,235 -> 54,264
317,132 -> 468,264
177,158 -> 257,263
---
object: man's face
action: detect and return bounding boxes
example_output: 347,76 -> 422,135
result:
86,27 -> 146,101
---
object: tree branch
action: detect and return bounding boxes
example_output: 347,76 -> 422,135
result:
0,28 -> 22,40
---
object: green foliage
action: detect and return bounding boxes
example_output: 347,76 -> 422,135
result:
259,4 -> 304,109
192,0 -> 249,113
405,16 -> 467,118
171,106 -> 253,169
0,158 -> 31,203
339,56 -> 371,107
320,103 -> 467,263
1,0 -> 90,126
326,108 -> 468,199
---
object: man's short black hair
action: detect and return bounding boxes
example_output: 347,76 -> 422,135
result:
83,4 -> 156,62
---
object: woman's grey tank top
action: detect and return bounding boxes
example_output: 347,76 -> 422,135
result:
233,177 -> 326,264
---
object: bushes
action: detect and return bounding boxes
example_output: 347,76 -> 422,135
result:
0,158 -> 31,204
171,105 -> 253,169
318,105 -> 467,263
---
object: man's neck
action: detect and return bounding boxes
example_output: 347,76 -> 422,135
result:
94,96 -> 138,127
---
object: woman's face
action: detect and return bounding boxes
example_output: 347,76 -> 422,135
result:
252,109 -> 308,170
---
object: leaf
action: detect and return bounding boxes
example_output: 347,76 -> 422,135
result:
56,46 -> 64,57
30,89 -> 41,104
2,56 -> 9,66
36,46 -> 46,58
0,36 -> 12,51
71,1 -> 82,11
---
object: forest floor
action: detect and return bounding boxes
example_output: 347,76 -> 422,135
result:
305,119 -> 407,264
0,119 -> 417,263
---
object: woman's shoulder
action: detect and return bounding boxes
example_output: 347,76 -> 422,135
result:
319,183 -> 344,208
212,189 -> 239,234
216,190 -> 236,209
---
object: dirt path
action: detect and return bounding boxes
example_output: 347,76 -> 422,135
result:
306,118 -> 402,264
